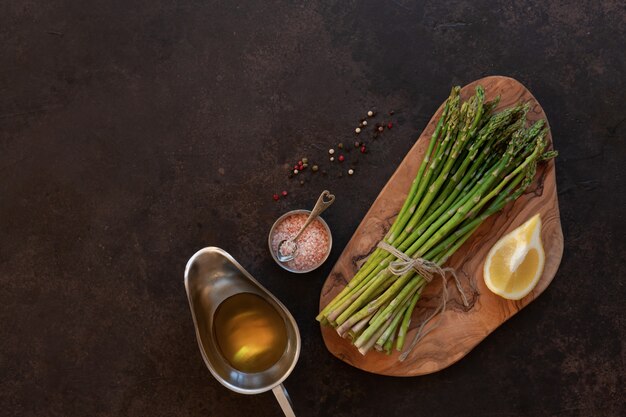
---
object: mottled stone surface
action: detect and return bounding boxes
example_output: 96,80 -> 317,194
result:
1,1 -> 624,416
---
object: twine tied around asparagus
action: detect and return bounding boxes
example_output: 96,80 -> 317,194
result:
376,241 -> 470,361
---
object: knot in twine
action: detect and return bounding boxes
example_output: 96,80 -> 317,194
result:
376,241 -> 470,361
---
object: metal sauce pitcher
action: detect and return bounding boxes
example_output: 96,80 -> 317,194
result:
184,247 -> 300,417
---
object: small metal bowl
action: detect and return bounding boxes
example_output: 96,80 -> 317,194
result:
268,209 -> 333,274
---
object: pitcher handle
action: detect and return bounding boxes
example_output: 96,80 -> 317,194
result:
272,384 -> 296,417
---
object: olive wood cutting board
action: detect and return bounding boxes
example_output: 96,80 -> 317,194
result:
318,75 -> 563,376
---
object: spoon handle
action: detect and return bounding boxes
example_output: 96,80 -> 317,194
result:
292,190 -> 335,241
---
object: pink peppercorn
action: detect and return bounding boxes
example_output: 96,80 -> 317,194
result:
387,122 -> 393,129
282,190 -> 288,197
338,155 -> 345,162
273,194 -> 280,201
360,146 -> 366,153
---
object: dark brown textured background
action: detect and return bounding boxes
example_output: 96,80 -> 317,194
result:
1,1 -> 624,416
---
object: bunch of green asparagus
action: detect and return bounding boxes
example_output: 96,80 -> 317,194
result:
316,85 -> 557,357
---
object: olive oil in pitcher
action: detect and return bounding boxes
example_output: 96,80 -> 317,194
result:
213,292 -> 288,373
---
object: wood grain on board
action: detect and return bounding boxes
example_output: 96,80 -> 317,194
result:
318,76 -> 564,376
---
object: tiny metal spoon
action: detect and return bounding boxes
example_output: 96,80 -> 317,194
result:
277,190 -> 335,262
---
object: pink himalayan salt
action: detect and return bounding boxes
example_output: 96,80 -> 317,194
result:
271,213 -> 330,271
279,240 -> 297,257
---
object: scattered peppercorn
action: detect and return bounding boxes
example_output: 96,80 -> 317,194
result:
389,110 -> 395,115
273,194 -> 279,201
279,106 -> 387,189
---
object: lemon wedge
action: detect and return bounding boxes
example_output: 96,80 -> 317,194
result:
483,214 -> 545,300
